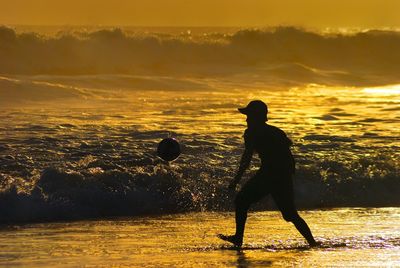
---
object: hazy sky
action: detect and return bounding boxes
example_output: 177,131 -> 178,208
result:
1,0 -> 399,28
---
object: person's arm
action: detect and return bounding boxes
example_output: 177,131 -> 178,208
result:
229,131 -> 254,190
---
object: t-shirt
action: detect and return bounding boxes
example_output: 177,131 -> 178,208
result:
244,124 -> 295,174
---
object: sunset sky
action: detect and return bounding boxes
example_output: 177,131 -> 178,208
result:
1,0 -> 399,28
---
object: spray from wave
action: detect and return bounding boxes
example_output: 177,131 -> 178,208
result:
0,129 -> 399,223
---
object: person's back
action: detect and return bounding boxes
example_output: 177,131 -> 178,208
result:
244,123 -> 295,175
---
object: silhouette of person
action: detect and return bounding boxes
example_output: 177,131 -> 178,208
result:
219,100 -> 317,248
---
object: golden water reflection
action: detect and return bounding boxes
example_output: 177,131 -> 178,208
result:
1,208 -> 399,267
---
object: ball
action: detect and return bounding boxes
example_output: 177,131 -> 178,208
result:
157,138 -> 181,161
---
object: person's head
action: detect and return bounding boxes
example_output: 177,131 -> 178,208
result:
238,100 -> 268,127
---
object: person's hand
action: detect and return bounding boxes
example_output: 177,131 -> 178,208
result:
228,175 -> 241,191
228,180 -> 237,191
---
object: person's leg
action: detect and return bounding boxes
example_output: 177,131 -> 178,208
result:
219,175 -> 267,247
272,176 -> 318,246
217,193 -> 250,247
233,190 -> 251,240
290,214 -> 317,246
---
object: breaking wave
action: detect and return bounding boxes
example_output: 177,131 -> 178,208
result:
1,26 -> 400,86
0,131 -> 399,223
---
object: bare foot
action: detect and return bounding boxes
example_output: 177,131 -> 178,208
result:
217,234 -> 243,248
309,240 -> 322,248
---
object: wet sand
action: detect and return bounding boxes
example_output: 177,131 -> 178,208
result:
1,208 -> 399,267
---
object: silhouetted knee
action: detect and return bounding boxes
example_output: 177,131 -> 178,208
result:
281,211 -> 300,222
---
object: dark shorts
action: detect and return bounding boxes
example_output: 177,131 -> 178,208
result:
235,170 -> 299,221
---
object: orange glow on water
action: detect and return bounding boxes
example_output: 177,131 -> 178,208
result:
0,0 -> 399,265
1,209 -> 400,267
363,85 -> 400,96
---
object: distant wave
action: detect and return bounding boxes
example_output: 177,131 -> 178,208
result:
1,26 -> 400,86
0,74 -> 213,104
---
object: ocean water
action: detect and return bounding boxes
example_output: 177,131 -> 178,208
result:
0,81 -> 399,222
0,26 -> 399,266
1,209 -> 400,267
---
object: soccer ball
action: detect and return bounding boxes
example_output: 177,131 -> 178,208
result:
157,138 -> 181,161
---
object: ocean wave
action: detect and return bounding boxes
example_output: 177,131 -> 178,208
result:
0,74 -> 215,104
1,26 -> 400,86
0,166 -> 194,223
0,147 -> 398,223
